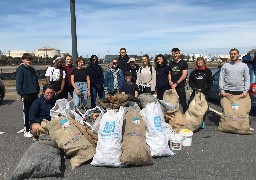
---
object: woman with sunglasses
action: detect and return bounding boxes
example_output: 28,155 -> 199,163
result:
86,55 -> 104,108
104,58 -> 124,95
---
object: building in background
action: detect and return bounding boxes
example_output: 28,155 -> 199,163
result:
34,47 -> 61,58
3,50 -> 33,58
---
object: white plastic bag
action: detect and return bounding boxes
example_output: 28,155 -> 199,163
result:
141,102 -> 173,157
91,107 -> 124,167
50,98 -> 70,117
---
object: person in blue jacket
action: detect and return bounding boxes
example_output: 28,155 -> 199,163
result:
30,84 -> 56,137
104,58 -> 124,95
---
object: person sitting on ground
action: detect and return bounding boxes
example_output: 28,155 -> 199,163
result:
120,71 -> 139,97
104,58 -> 124,96
30,84 -> 56,137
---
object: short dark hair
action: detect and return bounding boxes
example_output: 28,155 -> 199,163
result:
43,84 -> 54,92
90,55 -> 98,63
120,48 -> 126,52
65,54 -> 72,60
229,48 -> 239,54
21,53 -> 33,60
75,57 -> 85,65
171,48 -> 180,52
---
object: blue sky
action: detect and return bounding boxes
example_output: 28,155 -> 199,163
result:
0,0 -> 256,58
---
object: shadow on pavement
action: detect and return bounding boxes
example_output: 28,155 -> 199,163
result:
1,99 -> 15,106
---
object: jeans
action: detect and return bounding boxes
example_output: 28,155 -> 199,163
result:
90,86 -> 104,108
73,82 -> 88,108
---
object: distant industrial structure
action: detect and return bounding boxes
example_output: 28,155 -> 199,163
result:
2,48 -> 67,58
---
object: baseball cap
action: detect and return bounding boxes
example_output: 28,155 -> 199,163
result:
128,57 -> 135,63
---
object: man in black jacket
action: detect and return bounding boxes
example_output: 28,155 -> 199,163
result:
117,48 -> 131,75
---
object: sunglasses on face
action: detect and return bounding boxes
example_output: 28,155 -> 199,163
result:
112,62 -> 118,65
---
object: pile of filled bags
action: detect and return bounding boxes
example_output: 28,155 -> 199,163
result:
12,90 -> 252,179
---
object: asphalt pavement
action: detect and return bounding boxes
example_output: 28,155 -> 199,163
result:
1,94 -> 256,180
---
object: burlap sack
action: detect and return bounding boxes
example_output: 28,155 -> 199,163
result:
99,93 -> 129,109
218,95 -> 252,135
165,110 -> 187,133
70,119 -> 98,147
139,93 -> 157,108
163,89 -> 179,110
120,108 -> 153,166
41,117 -> 96,169
183,92 -> 208,131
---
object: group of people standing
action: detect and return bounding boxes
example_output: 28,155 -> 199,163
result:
15,47 -> 250,138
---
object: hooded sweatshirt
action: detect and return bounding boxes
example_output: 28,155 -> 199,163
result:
16,64 -> 40,96
86,63 -> 104,87
29,94 -> 56,124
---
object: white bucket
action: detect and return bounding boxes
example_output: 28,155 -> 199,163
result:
170,133 -> 183,150
180,129 -> 193,146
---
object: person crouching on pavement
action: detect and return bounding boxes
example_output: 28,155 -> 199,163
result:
30,84 -> 56,137
104,58 -> 124,96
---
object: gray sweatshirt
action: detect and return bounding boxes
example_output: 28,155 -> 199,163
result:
219,61 -> 250,93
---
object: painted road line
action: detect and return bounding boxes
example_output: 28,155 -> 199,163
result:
209,107 -> 222,116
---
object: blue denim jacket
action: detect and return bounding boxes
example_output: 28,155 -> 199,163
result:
104,68 -> 124,93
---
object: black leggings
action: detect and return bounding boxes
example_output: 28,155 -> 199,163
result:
156,87 -> 169,100
176,87 -> 188,113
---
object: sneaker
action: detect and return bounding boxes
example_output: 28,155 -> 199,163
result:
24,131 -> 33,138
200,122 -> 205,129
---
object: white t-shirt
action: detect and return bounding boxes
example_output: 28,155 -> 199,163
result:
45,67 -> 66,82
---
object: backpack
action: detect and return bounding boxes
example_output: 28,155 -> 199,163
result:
138,65 -> 153,75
